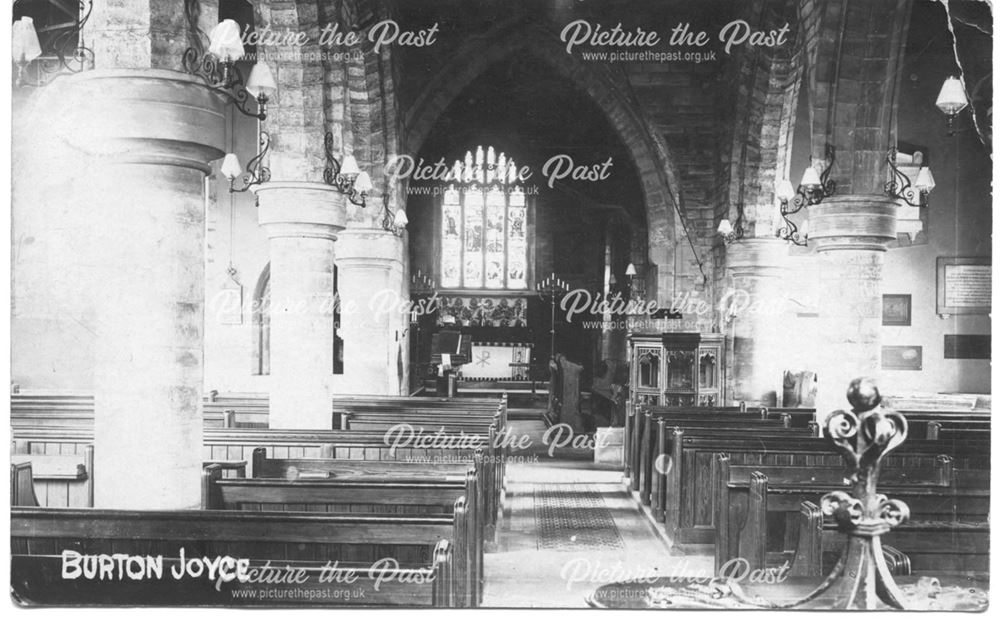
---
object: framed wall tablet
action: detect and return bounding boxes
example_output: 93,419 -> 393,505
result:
882,294 -> 912,326
936,257 -> 991,315
943,334 -> 991,359
882,345 -> 923,370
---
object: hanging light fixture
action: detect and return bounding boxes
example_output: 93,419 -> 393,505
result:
323,132 -> 373,207
775,144 -> 837,246
885,147 -> 935,207
183,18 -> 273,120
936,76 -> 969,135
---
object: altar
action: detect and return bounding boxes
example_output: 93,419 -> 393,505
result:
459,341 -> 532,380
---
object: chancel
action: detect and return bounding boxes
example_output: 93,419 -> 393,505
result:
9,0 -> 991,611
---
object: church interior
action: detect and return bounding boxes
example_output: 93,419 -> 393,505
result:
9,0 -> 993,610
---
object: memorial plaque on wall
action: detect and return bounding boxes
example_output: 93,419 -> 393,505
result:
944,335 -> 991,359
937,257 -> 991,315
882,346 -> 923,370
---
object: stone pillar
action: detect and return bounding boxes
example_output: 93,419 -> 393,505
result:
255,182 -> 347,428
725,238 -> 790,406
46,70 -> 226,509
336,228 -> 406,395
808,195 -> 898,418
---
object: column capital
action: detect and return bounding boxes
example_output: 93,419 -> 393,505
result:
725,237 -> 790,278
808,194 -> 899,253
335,227 -> 405,267
255,182 -> 348,240
41,70 -> 227,172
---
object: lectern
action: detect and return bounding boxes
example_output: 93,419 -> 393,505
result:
430,328 -> 472,396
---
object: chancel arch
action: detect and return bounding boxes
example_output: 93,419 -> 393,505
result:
401,19 -> 681,304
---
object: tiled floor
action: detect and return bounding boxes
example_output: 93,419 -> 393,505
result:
482,421 -> 714,608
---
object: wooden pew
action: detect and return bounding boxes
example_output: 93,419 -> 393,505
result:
632,416 -> 813,520
11,462 -> 40,507
246,447 -> 498,541
11,507 -> 458,607
621,403 -> 989,476
655,431 -> 990,546
630,409 -> 806,488
711,453 -> 988,573
625,405 -> 817,483
9,446 -> 94,507
790,501 -> 990,575
10,426 -> 505,538
203,462 -> 485,606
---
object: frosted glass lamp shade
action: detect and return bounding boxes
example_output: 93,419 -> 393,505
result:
352,171 -> 373,194
776,179 -> 796,202
914,166 -> 936,193
208,20 -> 245,61
935,76 -> 968,116
717,219 -> 734,236
12,17 -> 42,64
340,154 -> 361,177
246,62 -> 276,98
394,209 -> 409,226
625,263 -> 637,276
220,153 -> 242,180
800,165 -> 822,188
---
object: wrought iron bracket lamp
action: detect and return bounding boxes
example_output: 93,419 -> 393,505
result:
716,207 -> 745,245
774,144 -> 837,246
323,132 -> 373,207
379,191 -> 409,237
12,1 -> 95,87
183,17 -> 276,120
221,132 -> 271,193
884,147 -> 935,207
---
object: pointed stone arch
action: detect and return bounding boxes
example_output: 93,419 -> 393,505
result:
401,19 -> 683,299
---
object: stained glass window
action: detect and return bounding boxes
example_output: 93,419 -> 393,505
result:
440,146 -> 529,291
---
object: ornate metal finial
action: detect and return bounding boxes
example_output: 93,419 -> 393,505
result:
784,377 -> 913,609
619,377 -> 985,611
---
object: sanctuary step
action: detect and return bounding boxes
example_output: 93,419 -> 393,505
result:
421,380 -> 549,400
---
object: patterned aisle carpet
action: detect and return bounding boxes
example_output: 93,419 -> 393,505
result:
533,484 -> 625,550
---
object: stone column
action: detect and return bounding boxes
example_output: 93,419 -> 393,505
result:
808,195 -> 898,418
724,238 -> 790,406
47,70 -> 226,509
335,228 -> 406,395
255,182 -> 347,428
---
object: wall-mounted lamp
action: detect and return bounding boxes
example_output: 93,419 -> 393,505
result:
323,132 -> 373,207
936,76 -> 969,135
885,147 -> 935,207
12,17 -> 42,85
625,263 -> 637,277
184,19 -> 276,120
379,193 -> 409,236
774,144 -> 836,246
717,208 -> 745,245
222,132 -> 271,192
12,2 -> 94,87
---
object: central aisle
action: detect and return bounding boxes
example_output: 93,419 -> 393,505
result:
482,421 -> 714,607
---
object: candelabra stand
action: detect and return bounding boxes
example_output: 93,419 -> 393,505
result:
536,272 -> 569,361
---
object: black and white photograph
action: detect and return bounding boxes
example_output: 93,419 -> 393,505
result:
5,0 -> 995,612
